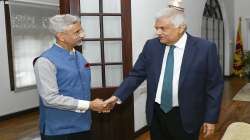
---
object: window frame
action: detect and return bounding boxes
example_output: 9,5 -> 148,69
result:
4,0 -> 59,91
4,0 -> 15,91
60,0 -> 133,90
202,0 -> 225,74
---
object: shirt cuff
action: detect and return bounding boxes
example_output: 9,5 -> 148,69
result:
116,97 -> 122,104
75,100 -> 90,113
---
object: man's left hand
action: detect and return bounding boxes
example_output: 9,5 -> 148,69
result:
202,123 -> 215,138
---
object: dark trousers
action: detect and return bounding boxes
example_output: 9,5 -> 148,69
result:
41,131 -> 91,140
150,103 -> 199,140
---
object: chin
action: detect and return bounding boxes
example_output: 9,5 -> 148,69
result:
159,40 -> 167,44
76,41 -> 83,46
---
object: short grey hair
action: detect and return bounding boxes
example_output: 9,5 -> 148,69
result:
48,14 -> 80,35
156,8 -> 186,28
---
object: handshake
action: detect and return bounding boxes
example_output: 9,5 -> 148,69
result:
89,96 -> 118,113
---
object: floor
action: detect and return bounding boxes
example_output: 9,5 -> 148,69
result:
0,77 -> 249,140
135,77 -> 249,140
0,110 -> 39,140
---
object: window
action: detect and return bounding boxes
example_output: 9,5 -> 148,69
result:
201,0 -> 225,73
79,0 -> 126,88
4,0 -> 59,90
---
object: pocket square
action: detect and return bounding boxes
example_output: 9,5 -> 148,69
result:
84,63 -> 90,68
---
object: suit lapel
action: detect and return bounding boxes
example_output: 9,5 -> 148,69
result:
179,34 -> 197,90
154,42 -> 166,91
156,43 -> 166,78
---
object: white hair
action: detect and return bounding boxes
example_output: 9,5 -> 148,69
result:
156,8 -> 186,28
48,14 -> 80,35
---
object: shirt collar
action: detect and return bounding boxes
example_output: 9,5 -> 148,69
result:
55,43 -> 75,55
172,32 -> 187,49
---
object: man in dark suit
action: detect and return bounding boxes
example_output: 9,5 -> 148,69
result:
104,6 -> 224,140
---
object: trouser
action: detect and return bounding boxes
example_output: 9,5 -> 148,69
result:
150,103 -> 199,140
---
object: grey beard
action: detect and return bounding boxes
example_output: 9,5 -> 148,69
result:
76,41 -> 83,46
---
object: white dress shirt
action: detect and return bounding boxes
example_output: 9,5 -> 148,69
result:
155,33 -> 187,107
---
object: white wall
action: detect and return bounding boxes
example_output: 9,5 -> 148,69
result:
234,0 -> 250,51
184,0 -> 206,36
131,0 -> 168,131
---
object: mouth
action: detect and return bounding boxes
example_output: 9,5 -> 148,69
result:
159,37 -> 164,40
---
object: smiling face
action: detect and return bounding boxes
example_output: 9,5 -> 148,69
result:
154,17 -> 185,45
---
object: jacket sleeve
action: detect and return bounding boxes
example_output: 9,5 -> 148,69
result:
204,43 -> 224,123
113,41 -> 150,102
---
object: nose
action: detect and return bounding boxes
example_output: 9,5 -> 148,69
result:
79,31 -> 85,38
155,29 -> 162,35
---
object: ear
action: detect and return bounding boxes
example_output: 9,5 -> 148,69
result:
56,32 -> 65,42
178,24 -> 186,34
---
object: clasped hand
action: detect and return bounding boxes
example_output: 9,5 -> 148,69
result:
89,96 -> 118,113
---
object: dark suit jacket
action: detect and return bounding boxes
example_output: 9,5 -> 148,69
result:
114,33 -> 224,133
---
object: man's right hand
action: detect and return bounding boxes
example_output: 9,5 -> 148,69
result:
89,98 -> 106,113
103,96 -> 118,113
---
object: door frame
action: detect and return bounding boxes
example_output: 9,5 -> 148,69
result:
59,0 -> 135,140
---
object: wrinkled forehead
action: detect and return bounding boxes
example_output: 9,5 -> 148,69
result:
155,17 -> 174,27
